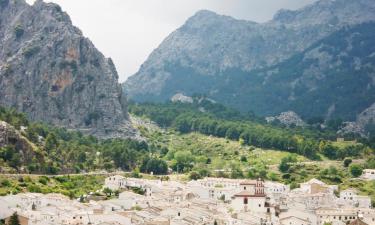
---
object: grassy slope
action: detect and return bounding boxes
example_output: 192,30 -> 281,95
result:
135,115 -> 375,204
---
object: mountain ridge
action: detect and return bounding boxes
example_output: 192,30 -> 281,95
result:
124,0 -> 375,124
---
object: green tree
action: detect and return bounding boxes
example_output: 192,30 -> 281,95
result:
349,164 -> 363,177
279,155 -> 297,173
173,151 -> 194,172
103,187 -> 113,196
8,212 -> 20,225
145,158 -> 168,175
321,143 -> 338,159
45,132 -> 58,153
343,158 -> 352,167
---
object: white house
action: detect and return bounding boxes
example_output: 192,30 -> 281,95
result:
361,169 -> 375,180
280,216 -> 312,225
316,209 -> 356,225
104,175 -> 127,190
279,209 -> 317,225
299,178 -> 338,194
339,189 -> 372,208
187,180 -> 237,201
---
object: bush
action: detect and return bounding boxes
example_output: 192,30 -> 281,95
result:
279,155 -> 297,173
189,171 -> 201,180
343,158 -> 352,167
23,45 -> 40,58
14,24 -> 24,38
349,164 -> 363,177
27,184 -> 42,193
0,179 -> 11,187
38,176 -> 49,185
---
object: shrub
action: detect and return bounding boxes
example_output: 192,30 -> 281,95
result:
23,45 -> 40,58
189,171 -> 201,180
279,155 -> 297,173
3,63 -> 12,76
14,24 -> 24,38
349,164 -> 363,177
343,158 -> 352,167
0,179 -> 11,187
27,184 -> 42,193
38,176 -> 48,185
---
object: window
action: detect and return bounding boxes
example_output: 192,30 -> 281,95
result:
244,198 -> 248,204
259,204 -> 261,207
178,212 -> 181,216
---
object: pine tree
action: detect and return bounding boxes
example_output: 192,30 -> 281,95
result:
8,212 -> 20,225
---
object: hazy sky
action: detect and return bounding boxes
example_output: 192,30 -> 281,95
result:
26,0 -> 317,82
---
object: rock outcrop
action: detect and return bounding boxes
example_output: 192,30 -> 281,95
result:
0,120 -> 40,172
171,93 -> 193,104
266,111 -> 305,127
0,0 -> 137,138
340,103 -> 375,136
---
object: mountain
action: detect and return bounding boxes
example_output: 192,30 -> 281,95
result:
124,0 -> 375,121
0,0 -> 137,138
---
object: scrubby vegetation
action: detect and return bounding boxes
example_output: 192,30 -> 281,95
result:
0,175 -> 104,198
0,106 -> 159,174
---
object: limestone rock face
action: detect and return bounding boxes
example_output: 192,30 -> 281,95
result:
124,0 -> 375,121
171,93 -> 193,104
340,103 -> 375,136
0,121 -> 38,171
266,111 -> 305,127
0,0 -> 137,138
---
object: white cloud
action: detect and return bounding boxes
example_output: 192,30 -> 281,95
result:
26,0 -> 317,82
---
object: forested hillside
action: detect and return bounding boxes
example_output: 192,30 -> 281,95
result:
0,106 -> 149,174
129,100 -> 374,160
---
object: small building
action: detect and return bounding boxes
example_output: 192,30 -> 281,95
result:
231,179 -> 268,213
280,215 -> 312,225
361,169 -> 375,180
104,175 -> 127,190
316,208 -> 360,225
340,189 -> 372,208
300,178 -> 337,194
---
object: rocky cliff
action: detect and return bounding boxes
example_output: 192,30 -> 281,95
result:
0,0 -> 137,138
124,0 -> 375,121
